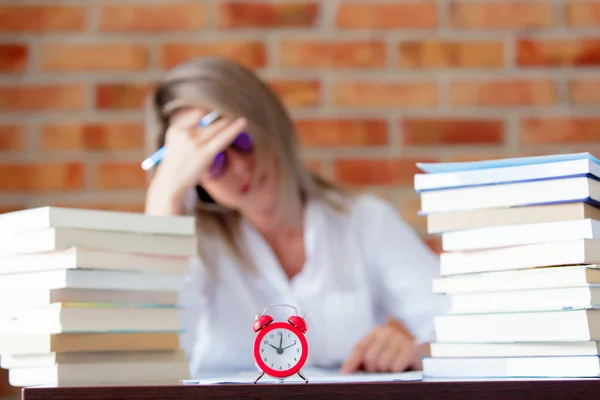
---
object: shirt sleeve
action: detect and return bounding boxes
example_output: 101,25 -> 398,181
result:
356,195 -> 450,344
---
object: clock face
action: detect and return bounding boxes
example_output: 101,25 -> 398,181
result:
253,322 -> 308,378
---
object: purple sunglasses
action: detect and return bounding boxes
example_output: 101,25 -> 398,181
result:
208,132 -> 254,177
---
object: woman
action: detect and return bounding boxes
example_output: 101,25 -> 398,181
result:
144,56 -> 447,378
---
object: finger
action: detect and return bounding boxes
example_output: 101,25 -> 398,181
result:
192,118 -> 232,142
340,331 -> 377,374
199,117 -> 247,154
170,109 -> 204,130
376,341 -> 403,372
164,110 -> 204,145
362,329 -> 392,372
390,341 -> 416,372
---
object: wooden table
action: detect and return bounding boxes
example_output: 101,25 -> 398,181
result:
20,378 -> 600,400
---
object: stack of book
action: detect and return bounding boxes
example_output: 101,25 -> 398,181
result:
0,206 -> 195,387
414,152 -> 600,379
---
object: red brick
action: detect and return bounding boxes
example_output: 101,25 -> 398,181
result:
450,1 -> 555,29
218,2 -> 319,28
398,195 -> 426,234
566,1 -> 600,26
399,41 -> 504,68
96,163 -> 147,190
447,151 -> 546,162
159,42 -> 267,69
303,159 -> 323,174
449,80 -> 557,106
95,83 -> 154,110
517,38 -> 600,67
99,4 -> 204,32
519,117 -> 600,145
569,78 -> 600,105
296,119 -> 388,147
0,205 -> 25,214
0,5 -> 86,32
53,202 -> 145,213
279,41 -> 386,68
0,163 -> 85,192
0,125 -> 25,151
0,85 -> 86,111
402,119 -> 505,145
41,123 -> 144,151
0,44 -> 27,73
333,81 -> 438,107
333,158 -> 435,186
336,1 -> 437,29
267,79 -> 321,108
41,44 -> 149,72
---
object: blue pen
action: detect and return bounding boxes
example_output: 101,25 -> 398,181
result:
141,111 -> 222,171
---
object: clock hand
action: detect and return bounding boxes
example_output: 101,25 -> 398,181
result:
279,334 -> 283,350
269,344 -> 278,350
281,341 -> 297,351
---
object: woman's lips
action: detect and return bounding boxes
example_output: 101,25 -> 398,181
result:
241,174 -> 266,194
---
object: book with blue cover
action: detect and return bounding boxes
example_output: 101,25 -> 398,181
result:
414,153 -> 600,193
417,152 -> 600,174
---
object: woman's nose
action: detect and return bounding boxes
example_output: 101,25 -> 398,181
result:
225,148 -> 253,177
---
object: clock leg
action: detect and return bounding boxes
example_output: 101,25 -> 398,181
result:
297,370 -> 309,383
253,370 -> 265,384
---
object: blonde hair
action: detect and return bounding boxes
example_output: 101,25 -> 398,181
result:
144,56 -> 349,275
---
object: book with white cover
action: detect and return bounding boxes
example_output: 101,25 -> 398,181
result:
0,303 -> 181,335
441,218 -> 600,251
433,266 -> 600,294
0,287 -> 178,310
434,309 -> 600,342
419,176 -> 600,214
0,226 -> 196,257
430,341 -> 600,358
0,206 -> 195,236
415,157 -> 600,191
423,355 -> 600,378
447,285 -> 600,314
8,358 -> 190,386
0,247 -> 191,275
426,202 -> 600,233
439,238 -> 600,276
0,269 -> 186,292
1,349 -> 186,368
0,332 -> 180,355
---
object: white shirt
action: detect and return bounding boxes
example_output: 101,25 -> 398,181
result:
178,194 -> 448,378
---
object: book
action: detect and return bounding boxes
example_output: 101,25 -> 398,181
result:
0,303 -> 181,335
0,247 -> 191,274
416,152 -> 600,174
0,206 -> 195,236
419,176 -> 600,214
439,239 -> 600,275
415,156 -> 600,191
0,226 -> 197,257
0,206 -> 196,387
422,355 -> 600,378
0,332 -> 180,355
426,202 -> 600,233
440,218 -> 600,252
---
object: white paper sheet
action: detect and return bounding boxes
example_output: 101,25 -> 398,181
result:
181,368 -> 423,385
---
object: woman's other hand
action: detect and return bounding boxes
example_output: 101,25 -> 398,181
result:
145,110 -> 247,215
340,318 -> 424,374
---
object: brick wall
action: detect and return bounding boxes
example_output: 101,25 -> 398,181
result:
2,0 -> 600,255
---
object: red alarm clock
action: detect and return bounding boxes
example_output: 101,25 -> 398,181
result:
252,304 -> 309,384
